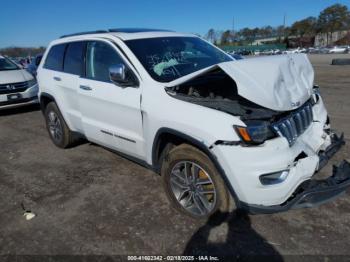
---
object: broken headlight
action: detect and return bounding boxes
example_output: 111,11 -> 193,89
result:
235,120 -> 276,145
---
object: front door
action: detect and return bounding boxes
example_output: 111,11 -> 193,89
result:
78,40 -> 144,159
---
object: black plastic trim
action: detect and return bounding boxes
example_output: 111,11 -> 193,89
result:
101,145 -> 154,172
39,92 -> 56,112
318,132 -> 345,170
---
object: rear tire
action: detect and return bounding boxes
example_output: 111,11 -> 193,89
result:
44,102 -> 77,148
161,143 -> 235,219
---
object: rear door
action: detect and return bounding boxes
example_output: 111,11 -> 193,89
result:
41,42 -> 85,132
78,40 -> 144,159
60,41 -> 85,132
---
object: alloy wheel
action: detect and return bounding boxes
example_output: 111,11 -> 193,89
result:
169,161 -> 217,216
47,111 -> 63,143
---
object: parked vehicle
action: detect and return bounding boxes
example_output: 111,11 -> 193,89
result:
306,47 -> 318,54
37,29 -> 350,219
283,48 -> 298,54
27,54 -> 43,77
328,46 -> 348,54
254,50 -> 261,55
319,47 -> 331,54
229,53 -> 244,60
283,47 -> 306,54
273,49 -> 282,55
0,55 -> 39,109
18,57 -> 31,68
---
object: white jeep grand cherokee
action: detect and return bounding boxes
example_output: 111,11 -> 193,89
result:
37,29 -> 349,218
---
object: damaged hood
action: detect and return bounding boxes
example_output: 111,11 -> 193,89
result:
168,54 -> 314,111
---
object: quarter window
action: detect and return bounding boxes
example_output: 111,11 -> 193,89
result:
86,41 -> 124,82
63,42 -> 85,75
44,44 -> 66,71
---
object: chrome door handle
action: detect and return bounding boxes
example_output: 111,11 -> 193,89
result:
80,85 -> 92,91
53,76 -> 61,81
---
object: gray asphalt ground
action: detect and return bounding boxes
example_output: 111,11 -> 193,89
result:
0,54 -> 349,259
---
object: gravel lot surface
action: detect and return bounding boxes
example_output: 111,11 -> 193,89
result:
0,54 -> 349,259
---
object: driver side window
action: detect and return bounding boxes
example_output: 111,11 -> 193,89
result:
86,41 -> 124,82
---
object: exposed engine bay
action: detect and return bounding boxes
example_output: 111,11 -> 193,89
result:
165,68 -> 281,121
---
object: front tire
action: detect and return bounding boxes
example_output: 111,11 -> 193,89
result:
44,102 -> 76,148
161,144 -> 235,219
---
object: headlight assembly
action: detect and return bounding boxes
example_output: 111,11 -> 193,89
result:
27,78 -> 37,87
234,120 -> 276,145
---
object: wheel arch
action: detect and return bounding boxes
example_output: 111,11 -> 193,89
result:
151,127 -> 241,207
39,92 -> 56,113
39,92 -> 76,133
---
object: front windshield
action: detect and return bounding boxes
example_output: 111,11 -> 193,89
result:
126,37 -> 232,82
0,57 -> 19,71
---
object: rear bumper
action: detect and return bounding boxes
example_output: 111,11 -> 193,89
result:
241,134 -> 349,214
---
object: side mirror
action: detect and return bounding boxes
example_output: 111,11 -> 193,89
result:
109,64 -> 137,87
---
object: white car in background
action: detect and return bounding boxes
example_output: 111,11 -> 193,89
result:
284,48 -> 307,54
328,46 -> 348,54
37,29 -> 350,218
0,55 -> 38,109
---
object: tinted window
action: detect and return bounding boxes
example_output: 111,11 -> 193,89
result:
44,44 -> 66,71
86,41 -> 124,82
64,42 -> 85,75
0,57 -> 19,71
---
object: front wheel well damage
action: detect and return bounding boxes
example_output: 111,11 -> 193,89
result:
152,128 -> 242,208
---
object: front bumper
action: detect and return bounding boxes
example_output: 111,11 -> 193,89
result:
211,97 -> 350,212
0,84 -> 39,110
241,134 -> 350,214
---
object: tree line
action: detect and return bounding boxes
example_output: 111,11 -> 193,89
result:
0,46 -> 46,58
205,3 -> 350,45
1,3 -> 349,55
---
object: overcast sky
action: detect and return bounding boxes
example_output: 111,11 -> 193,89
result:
1,0 -> 349,47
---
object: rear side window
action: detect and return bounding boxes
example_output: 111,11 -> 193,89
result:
44,44 -> 66,71
63,42 -> 85,75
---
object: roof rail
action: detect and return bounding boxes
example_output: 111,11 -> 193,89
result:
60,30 -> 108,38
60,28 -> 173,38
108,28 -> 173,33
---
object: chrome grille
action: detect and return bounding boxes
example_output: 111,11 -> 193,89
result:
0,81 -> 29,94
272,103 -> 313,146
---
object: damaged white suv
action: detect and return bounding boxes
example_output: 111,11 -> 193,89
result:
37,29 -> 349,218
